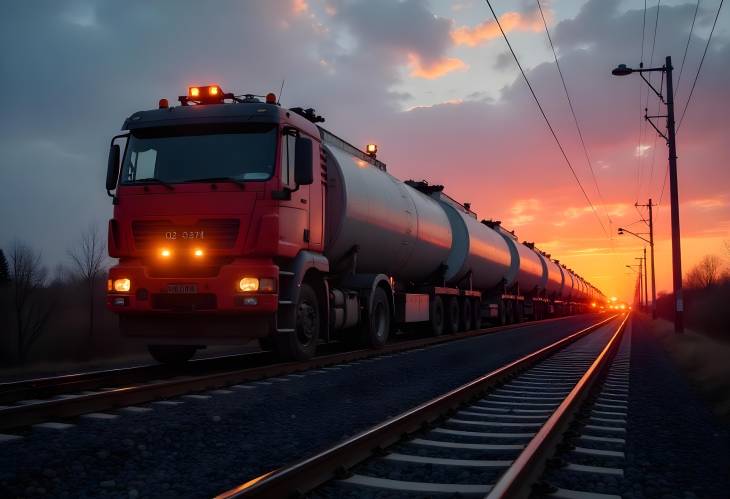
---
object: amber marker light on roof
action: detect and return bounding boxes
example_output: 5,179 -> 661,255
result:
189,87 -> 200,97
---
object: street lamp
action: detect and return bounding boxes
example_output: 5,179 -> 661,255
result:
618,227 -> 653,317
626,264 -> 642,308
612,56 -> 684,333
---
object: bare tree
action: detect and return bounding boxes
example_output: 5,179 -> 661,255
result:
10,242 -> 53,363
685,255 -> 723,289
0,248 -> 9,285
68,225 -> 106,339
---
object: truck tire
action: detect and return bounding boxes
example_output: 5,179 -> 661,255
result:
148,345 -> 197,364
445,297 -> 460,334
275,283 -> 319,360
461,298 -> 473,331
430,295 -> 445,336
362,287 -> 390,348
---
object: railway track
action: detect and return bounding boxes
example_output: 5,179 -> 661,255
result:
217,313 -> 628,499
0,315 -> 596,433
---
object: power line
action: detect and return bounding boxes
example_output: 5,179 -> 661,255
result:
535,0 -> 613,226
641,0 -> 648,64
677,0 -> 724,132
638,0 -> 662,201
675,0 -> 701,100
658,163 -> 669,206
483,0 -> 609,239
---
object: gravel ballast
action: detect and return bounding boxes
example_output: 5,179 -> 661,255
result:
0,316 -> 601,498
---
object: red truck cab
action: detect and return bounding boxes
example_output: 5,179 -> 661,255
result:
106,87 -> 326,363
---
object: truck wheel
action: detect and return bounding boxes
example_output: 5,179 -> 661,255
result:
430,296 -> 445,336
275,283 -> 319,360
362,287 -> 390,348
472,299 -> 482,329
461,298 -> 473,331
444,297 -> 459,334
148,345 -> 197,364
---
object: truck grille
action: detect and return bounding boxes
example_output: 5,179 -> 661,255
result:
151,293 -> 217,311
132,219 -> 240,250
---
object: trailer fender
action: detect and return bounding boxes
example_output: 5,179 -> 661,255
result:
340,273 -> 394,318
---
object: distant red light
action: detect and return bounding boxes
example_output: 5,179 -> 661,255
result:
266,92 -> 277,104
158,98 -> 169,109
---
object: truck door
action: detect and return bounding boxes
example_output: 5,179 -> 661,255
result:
278,129 -> 309,257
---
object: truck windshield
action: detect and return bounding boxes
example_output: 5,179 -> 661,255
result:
121,124 -> 277,185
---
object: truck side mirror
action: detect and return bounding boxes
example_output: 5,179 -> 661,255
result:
106,144 -> 121,191
294,137 -> 313,186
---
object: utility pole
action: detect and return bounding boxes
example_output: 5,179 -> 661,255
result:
644,246 -> 649,312
635,257 -> 644,308
626,263 -> 641,307
612,56 -> 684,333
637,199 -> 657,319
664,57 -> 684,333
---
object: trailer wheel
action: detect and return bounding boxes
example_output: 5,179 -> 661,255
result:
362,287 -> 390,348
472,299 -> 482,329
275,283 -> 319,360
499,300 -> 509,325
445,297 -> 460,334
461,299 -> 473,331
430,296 -> 445,336
148,345 -> 197,364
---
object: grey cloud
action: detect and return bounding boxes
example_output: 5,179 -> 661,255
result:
331,0 -> 454,66
0,0 -> 453,266
493,50 -> 513,70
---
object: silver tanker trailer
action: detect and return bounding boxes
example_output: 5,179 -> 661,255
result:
319,125 -> 603,339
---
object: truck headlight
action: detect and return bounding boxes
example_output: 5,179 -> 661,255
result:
113,278 -> 131,292
239,277 -> 259,292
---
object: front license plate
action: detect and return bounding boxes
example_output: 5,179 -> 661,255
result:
167,284 -> 197,294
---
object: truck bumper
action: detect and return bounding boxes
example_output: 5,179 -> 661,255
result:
107,258 -> 279,343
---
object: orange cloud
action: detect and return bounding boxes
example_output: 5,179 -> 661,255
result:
408,54 -> 468,79
452,11 -> 544,47
509,198 -> 541,227
292,0 -> 308,15
687,197 -> 726,210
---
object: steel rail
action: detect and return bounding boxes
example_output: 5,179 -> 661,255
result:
0,351 -> 272,405
0,314 -> 603,431
215,314 -> 620,499
0,314 -> 589,405
486,312 -> 631,498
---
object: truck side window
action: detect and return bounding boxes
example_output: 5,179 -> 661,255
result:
129,149 -> 157,181
281,132 -> 296,188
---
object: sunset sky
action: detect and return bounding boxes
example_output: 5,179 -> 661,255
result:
2,0 -> 728,301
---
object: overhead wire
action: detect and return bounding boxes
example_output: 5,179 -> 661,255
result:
535,0 -> 613,228
675,0 -> 701,100
636,0 -> 648,204
658,0 -> 724,205
677,0 -> 724,132
637,0 -> 662,202
482,0 -> 610,239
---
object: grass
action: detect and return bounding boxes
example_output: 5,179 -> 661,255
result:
645,314 -> 730,424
